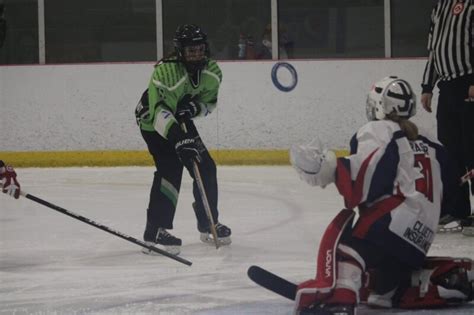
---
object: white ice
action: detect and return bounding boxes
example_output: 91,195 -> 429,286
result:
1,166 -> 473,314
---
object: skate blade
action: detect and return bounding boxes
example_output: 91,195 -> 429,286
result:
438,222 -> 462,233
200,233 -> 232,246
462,226 -> 474,236
438,227 -> 462,233
141,244 -> 181,256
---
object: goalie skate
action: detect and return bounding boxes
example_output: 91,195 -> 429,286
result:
396,257 -> 474,308
199,222 -> 232,245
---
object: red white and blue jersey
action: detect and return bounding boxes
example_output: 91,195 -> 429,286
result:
335,120 -> 455,268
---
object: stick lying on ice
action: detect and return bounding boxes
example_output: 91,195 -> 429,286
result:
2,186 -> 192,266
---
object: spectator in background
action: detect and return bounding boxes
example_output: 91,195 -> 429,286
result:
237,23 -> 294,60
237,33 -> 256,59
255,24 -> 293,60
420,0 -> 473,236
255,25 -> 272,59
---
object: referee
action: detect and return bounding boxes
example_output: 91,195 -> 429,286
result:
421,0 -> 473,236
0,2 -> 6,48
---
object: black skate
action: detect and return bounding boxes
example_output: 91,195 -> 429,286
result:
433,266 -> 474,301
299,303 -> 355,315
461,216 -> 474,237
438,214 -> 462,233
198,222 -> 232,246
142,228 -> 182,255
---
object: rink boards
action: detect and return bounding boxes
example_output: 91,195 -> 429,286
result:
1,149 -> 350,167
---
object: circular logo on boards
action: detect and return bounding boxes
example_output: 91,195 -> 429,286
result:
271,62 -> 298,92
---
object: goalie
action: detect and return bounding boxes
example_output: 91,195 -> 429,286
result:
290,76 -> 473,315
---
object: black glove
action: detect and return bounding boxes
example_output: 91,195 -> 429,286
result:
135,90 -> 150,125
176,94 -> 201,122
175,137 -> 202,168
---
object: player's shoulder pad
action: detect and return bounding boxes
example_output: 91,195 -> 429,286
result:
153,61 -> 188,90
204,59 -> 223,84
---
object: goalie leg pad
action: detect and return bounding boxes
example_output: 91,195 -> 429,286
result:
330,260 -> 363,303
294,209 -> 359,313
295,246 -> 365,312
429,257 -> 473,302
398,284 -> 447,308
295,259 -> 364,314
366,288 -> 397,308
397,257 -> 474,308
314,209 -> 356,289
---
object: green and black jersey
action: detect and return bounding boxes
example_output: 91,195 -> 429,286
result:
139,57 -> 222,139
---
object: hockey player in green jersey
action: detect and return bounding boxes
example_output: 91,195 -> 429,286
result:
135,24 -> 231,255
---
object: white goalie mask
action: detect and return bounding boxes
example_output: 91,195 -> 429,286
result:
366,76 -> 416,121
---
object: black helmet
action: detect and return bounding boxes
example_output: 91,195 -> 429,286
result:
173,24 -> 209,73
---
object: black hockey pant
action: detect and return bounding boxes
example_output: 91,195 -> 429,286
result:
437,74 -> 474,219
141,123 -> 219,241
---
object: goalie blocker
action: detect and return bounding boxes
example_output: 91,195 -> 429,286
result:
295,209 -> 474,315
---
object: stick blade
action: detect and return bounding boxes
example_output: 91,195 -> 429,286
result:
247,265 -> 297,300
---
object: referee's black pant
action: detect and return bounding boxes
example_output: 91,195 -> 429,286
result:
140,121 -> 219,241
437,74 -> 474,220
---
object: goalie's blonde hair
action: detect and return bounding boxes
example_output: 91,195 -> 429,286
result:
386,112 -> 419,141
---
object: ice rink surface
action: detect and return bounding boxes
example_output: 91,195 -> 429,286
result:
1,166 -> 473,315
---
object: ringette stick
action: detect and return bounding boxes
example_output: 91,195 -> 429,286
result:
181,122 -> 220,249
2,187 -> 192,266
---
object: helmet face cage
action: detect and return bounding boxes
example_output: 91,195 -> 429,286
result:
366,76 -> 416,121
173,24 -> 209,73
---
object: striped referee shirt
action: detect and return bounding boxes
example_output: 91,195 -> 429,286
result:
421,0 -> 473,93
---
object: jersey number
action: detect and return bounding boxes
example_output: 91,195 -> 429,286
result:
414,154 -> 433,202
